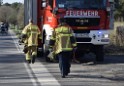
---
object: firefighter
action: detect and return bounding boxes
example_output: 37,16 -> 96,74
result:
21,19 -> 42,64
49,17 -> 77,78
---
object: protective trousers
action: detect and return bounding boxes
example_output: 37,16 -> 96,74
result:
25,46 -> 37,60
58,51 -> 72,76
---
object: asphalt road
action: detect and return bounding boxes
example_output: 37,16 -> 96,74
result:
0,30 -> 124,86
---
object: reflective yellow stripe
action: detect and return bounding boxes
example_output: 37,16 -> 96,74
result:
66,36 -> 69,48
62,48 -> 73,51
39,36 -> 42,39
50,37 -> 55,40
50,46 -> 53,48
60,34 -> 71,36
72,43 -> 77,47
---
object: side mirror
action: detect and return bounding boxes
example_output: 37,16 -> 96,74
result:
52,7 -> 67,14
52,7 -> 58,14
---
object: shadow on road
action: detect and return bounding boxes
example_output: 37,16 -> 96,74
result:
77,53 -> 124,65
104,55 -> 124,64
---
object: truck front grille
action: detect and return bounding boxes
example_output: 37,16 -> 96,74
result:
65,18 -> 100,26
76,38 -> 91,42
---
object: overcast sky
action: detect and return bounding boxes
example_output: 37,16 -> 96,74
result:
3,0 -> 24,4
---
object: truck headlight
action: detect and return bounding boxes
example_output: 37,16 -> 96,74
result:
103,34 -> 109,38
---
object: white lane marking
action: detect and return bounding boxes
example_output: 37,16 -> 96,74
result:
30,62 -> 60,86
10,30 -> 60,86
10,32 -> 38,86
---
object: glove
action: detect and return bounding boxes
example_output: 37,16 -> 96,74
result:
23,45 -> 28,53
18,39 -> 24,43
18,39 -> 24,45
49,48 -> 53,52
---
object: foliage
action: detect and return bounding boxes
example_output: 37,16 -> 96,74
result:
3,3 -> 11,6
11,2 -> 22,11
0,6 -> 17,24
17,4 -> 24,28
0,2 -> 24,27
114,0 -> 124,21
105,22 -> 124,54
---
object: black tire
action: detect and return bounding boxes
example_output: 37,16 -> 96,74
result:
37,48 -> 43,57
43,31 -> 51,62
43,44 -> 51,62
93,45 -> 104,62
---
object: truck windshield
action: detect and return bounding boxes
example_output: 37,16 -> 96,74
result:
56,0 -> 107,9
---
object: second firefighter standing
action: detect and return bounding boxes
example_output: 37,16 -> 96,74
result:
49,17 -> 77,78
21,19 -> 42,64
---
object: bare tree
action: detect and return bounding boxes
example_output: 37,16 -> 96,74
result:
17,4 -> 24,28
0,6 -> 17,25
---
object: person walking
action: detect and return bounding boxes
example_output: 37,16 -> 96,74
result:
20,19 -> 42,64
49,17 -> 77,78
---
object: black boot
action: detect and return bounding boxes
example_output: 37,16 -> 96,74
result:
27,60 -> 31,64
61,75 -> 65,78
32,55 -> 36,64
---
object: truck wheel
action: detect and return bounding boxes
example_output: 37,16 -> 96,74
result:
43,31 -> 51,62
94,45 -> 104,62
37,47 -> 43,57
43,44 -> 51,62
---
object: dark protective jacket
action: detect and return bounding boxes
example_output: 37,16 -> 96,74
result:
49,25 -> 77,54
22,23 -> 42,46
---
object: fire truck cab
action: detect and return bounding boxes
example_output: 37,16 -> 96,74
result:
24,0 -> 114,62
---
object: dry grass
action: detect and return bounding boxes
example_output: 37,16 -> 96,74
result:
105,22 -> 124,55
109,22 -> 124,44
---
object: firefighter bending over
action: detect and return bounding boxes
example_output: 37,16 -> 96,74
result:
20,19 -> 42,64
49,17 -> 77,78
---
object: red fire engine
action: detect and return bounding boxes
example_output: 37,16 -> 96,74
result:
24,0 -> 114,62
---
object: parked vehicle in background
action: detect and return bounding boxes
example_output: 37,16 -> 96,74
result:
0,22 -> 8,35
